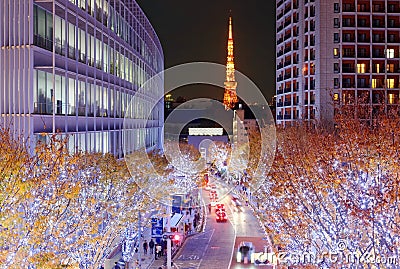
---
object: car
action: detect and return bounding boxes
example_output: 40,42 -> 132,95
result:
231,193 -> 240,201
231,199 -> 243,210
216,211 -> 228,222
215,208 -> 225,215
236,241 -> 255,263
215,203 -> 225,211
210,192 -> 218,199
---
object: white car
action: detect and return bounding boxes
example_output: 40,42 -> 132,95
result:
236,241 -> 255,263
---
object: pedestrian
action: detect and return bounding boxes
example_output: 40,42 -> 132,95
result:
149,238 -> 155,254
208,203 -> 211,213
143,240 -> 148,255
156,244 -> 162,258
155,244 -> 159,260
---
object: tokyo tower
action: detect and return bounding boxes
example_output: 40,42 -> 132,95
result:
223,16 -> 238,110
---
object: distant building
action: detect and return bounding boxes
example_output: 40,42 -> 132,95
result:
0,0 -> 164,156
233,103 -> 267,146
276,0 -> 400,125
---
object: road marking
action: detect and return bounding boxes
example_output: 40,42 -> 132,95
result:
196,228 -> 215,269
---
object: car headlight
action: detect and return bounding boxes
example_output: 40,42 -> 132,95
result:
237,252 -> 242,262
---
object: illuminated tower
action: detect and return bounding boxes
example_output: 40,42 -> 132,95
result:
223,17 -> 238,110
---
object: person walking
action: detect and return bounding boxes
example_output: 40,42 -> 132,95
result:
143,240 -> 148,255
156,244 -> 162,258
149,238 -> 155,254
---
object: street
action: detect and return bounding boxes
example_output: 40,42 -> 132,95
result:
173,183 -> 271,269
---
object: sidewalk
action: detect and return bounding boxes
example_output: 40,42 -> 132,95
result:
105,202 -> 206,269
147,205 -> 206,269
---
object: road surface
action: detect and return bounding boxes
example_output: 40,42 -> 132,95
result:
173,183 -> 272,269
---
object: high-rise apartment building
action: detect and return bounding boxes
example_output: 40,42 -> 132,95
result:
276,0 -> 400,124
0,0 -> 164,157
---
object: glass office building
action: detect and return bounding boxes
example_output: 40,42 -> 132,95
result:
0,0 -> 164,156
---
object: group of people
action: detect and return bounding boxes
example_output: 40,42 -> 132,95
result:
142,238 -> 164,260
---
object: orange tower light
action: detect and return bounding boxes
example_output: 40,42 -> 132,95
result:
223,16 -> 238,110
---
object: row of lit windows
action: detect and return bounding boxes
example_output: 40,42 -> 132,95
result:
35,128 -> 159,156
33,5 -> 159,93
33,70 -> 159,120
333,77 -> 397,88
334,63 -> 398,73
333,48 -> 397,58
67,0 -> 162,71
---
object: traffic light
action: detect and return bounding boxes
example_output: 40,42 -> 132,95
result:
162,232 -> 182,241
173,233 -> 181,241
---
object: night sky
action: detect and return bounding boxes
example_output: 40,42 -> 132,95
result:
136,1 -> 276,103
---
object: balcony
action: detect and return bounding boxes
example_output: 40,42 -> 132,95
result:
372,37 -> 384,43
342,22 -> 355,27
277,75 -> 283,82
284,101 -> 292,106
357,37 -> 370,43
277,115 -> 283,120
373,6 -> 385,13
343,36 -> 355,42
343,5 -> 355,12
277,50 -> 284,57
284,47 -> 292,53
284,60 -> 291,66
372,52 -> 384,58
33,34 -> 53,51
277,102 -> 284,107
284,87 -> 292,93
388,5 -> 400,13
277,89 -> 284,94
284,114 -> 291,120
343,52 -> 356,58
284,74 -> 292,80
388,36 -> 399,43
342,67 -> 355,73
284,33 -> 292,40
372,21 -> 385,28
357,83 -> 370,88
277,63 -> 283,69
277,37 -> 283,44
284,19 -> 292,27
342,83 -> 354,88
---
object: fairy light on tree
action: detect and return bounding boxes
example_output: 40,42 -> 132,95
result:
256,106 -> 400,268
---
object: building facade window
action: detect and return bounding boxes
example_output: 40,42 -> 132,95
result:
334,33 -> 340,42
357,63 -> 366,73
334,3 -> 340,12
388,93 -> 395,104
334,78 -> 339,88
386,49 -> 395,58
386,79 -> 395,88
334,48 -> 339,57
334,18 -> 340,27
